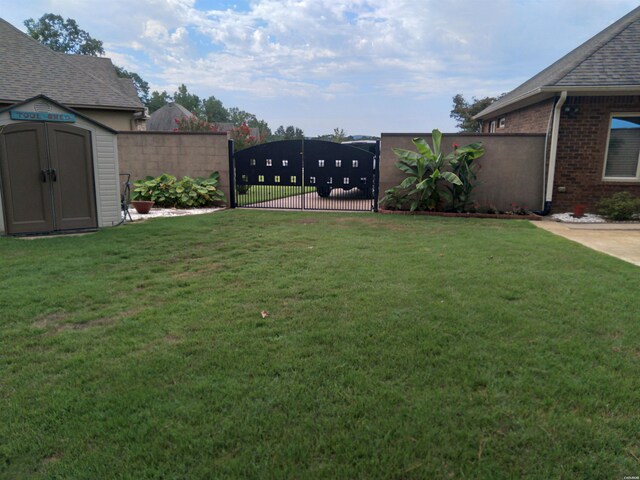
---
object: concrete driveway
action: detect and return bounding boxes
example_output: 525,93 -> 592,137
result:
533,220 -> 640,266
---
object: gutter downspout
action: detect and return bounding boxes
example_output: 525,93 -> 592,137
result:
539,91 -> 567,215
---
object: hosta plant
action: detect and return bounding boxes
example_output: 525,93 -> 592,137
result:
132,172 -> 226,208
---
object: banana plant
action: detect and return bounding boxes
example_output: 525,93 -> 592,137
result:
392,129 -> 463,211
446,142 -> 485,212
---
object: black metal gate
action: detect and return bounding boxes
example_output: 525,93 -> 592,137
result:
230,139 -> 378,211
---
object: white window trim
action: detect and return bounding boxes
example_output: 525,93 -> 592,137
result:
602,112 -> 640,182
498,117 -> 506,129
489,120 -> 496,133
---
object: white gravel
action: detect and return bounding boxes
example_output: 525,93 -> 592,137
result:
124,206 -> 224,222
551,212 -> 607,223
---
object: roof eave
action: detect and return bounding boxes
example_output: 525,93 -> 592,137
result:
473,88 -> 544,119
0,97 -> 144,113
474,85 -> 640,120
67,103 -> 145,113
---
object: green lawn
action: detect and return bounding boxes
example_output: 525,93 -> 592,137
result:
235,185 -> 315,206
1,210 -> 639,479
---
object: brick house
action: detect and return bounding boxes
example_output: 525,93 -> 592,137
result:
475,6 -> 640,213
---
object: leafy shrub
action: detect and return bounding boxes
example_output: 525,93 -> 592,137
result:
381,129 -> 484,212
597,192 -> 640,221
236,184 -> 251,195
174,116 -> 218,133
380,186 -> 410,210
132,172 -> 226,208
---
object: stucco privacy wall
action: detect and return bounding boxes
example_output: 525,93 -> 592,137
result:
380,133 -> 546,211
117,132 -> 231,206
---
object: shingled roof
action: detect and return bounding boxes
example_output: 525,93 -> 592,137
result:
476,6 -> 640,119
0,17 -> 142,111
146,103 -> 195,131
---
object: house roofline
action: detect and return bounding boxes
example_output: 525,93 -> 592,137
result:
474,85 -> 640,119
0,97 -> 143,112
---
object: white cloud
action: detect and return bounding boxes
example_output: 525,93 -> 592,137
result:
3,0 -> 639,134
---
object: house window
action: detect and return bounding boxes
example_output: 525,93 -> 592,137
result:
489,121 -> 496,133
603,115 -> 640,180
499,117 -> 506,129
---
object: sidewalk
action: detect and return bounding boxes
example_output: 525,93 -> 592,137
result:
533,220 -> 640,266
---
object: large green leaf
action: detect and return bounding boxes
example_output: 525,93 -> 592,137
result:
392,148 -> 422,162
431,129 -> 443,157
441,171 -> 462,185
412,137 -> 434,158
396,161 -> 418,176
399,177 -> 418,189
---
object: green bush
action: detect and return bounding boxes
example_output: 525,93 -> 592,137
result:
382,129 -> 484,212
132,172 -> 226,208
597,191 -> 640,221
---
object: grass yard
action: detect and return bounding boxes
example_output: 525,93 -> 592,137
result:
235,185 -> 315,206
1,210 -> 639,479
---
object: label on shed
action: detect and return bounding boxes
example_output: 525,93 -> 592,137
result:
10,111 -> 76,123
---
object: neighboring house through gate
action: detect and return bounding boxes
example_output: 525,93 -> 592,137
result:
475,6 -> 640,212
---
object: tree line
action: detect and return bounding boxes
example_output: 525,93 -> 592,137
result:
24,13 -> 500,143
23,13 -> 310,144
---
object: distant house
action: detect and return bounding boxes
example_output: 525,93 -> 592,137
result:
0,17 -> 145,131
147,103 -> 261,139
146,102 -> 195,131
475,6 -> 640,212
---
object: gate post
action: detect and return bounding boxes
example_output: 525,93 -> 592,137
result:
373,140 -> 380,212
228,139 -> 236,208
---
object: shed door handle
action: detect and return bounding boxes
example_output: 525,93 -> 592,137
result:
49,169 -> 57,182
41,170 -> 48,183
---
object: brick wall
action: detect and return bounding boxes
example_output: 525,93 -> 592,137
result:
482,99 -> 554,134
552,95 -> 640,212
117,132 -> 231,206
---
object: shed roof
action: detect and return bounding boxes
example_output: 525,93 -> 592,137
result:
0,94 -> 118,133
476,6 -> 640,119
0,17 -> 143,111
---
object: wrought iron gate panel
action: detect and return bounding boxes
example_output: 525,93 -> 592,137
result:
233,139 -> 378,211
303,140 -> 376,211
234,140 -> 303,209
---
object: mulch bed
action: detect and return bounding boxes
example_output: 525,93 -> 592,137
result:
378,208 -> 542,221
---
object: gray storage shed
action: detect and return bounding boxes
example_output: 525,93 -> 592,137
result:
0,95 -> 121,235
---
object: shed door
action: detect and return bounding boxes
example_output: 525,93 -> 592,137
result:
47,124 -> 97,231
0,123 -> 54,234
0,122 -> 97,234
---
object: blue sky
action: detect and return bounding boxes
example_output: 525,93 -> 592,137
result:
3,0 -> 639,136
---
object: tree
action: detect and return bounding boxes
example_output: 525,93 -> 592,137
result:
203,96 -> 229,123
332,127 -> 347,143
227,107 -> 272,142
173,84 -> 202,116
228,107 -> 257,127
450,94 -> 505,132
174,116 -> 218,133
270,125 -> 304,141
115,67 -> 150,106
24,13 -> 105,55
25,13 -> 150,106
148,91 -> 172,113
248,119 -> 271,143
230,123 -> 259,151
